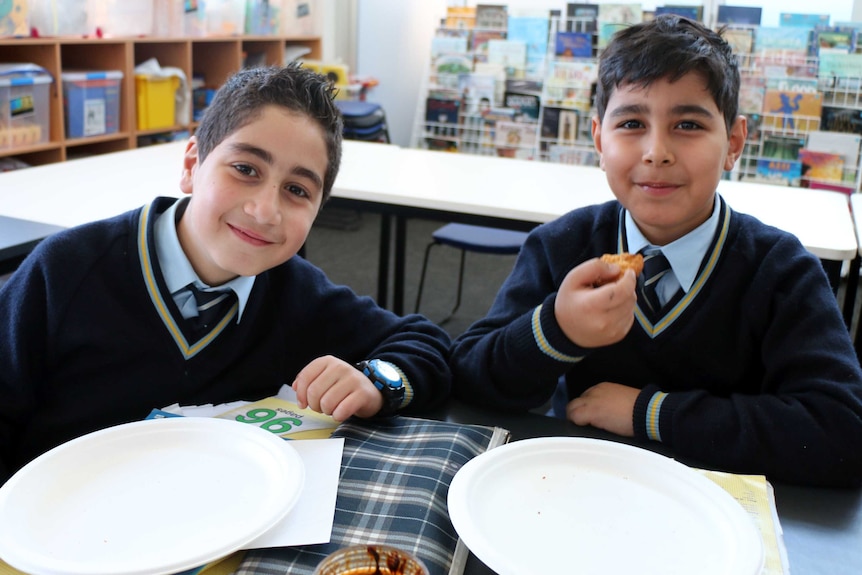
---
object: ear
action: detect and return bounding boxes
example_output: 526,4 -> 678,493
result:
591,115 -> 605,170
724,115 -> 747,172
179,137 -> 199,196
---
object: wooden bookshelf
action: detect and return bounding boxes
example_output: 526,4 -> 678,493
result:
0,35 -> 322,166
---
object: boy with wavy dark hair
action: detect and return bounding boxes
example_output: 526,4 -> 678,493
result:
0,63 -> 452,484
450,16 -> 862,487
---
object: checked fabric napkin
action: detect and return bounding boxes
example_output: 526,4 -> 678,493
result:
234,416 -> 510,575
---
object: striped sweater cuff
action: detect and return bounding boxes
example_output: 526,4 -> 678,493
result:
531,303 -> 584,364
633,385 -> 673,444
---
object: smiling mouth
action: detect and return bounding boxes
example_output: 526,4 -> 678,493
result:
228,224 -> 273,246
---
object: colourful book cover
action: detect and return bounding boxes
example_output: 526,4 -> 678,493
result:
765,77 -> 819,92
717,5 -> 762,25
762,90 -> 822,132
507,13 -> 550,77
541,106 -> 579,147
445,6 -> 476,30
431,35 -> 468,58
216,397 -> 339,440
431,53 -> 473,89
475,4 -> 508,30
555,31 -> 593,57
425,97 -> 460,126
471,30 -> 506,63
780,13 -> 829,28
754,26 -> 811,55
755,158 -> 803,185
739,77 -> 766,115
723,28 -> 754,55
655,5 -> 702,21
814,27 -> 857,54
544,60 -> 598,111
597,2 -> 643,23
548,144 -> 599,165
821,105 -> 862,135
487,39 -> 527,77
459,73 -> 497,114
761,134 -> 805,160
818,52 -> 862,79
493,120 -> 538,150
566,3 -> 598,32
504,91 -> 541,120
598,21 -> 629,49
806,130 -> 862,172
799,148 -> 845,183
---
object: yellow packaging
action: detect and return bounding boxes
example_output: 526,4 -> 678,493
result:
135,74 -> 180,131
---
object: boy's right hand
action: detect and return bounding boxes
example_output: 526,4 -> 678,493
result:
553,258 -> 637,348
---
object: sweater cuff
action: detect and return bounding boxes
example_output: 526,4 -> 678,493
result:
531,296 -> 588,364
633,385 -> 678,445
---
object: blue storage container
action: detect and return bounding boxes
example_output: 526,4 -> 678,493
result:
61,70 -> 123,138
0,64 -> 52,150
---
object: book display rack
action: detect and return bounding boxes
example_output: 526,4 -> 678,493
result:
412,4 -> 862,194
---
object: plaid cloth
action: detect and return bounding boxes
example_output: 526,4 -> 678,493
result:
234,416 -> 508,575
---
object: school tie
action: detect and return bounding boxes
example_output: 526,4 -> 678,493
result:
639,248 -> 672,318
186,284 -> 235,333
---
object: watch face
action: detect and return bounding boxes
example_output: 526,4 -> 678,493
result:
373,360 -> 401,384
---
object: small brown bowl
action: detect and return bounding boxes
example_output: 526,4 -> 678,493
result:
312,544 -> 429,575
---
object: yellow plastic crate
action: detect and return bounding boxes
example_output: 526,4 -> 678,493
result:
135,74 -> 179,131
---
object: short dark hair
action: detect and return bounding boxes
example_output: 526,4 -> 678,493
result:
595,14 -> 740,133
194,62 -> 343,202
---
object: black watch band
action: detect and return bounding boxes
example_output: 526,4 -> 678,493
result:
356,359 -> 406,416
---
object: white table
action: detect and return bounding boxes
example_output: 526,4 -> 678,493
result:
0,140 -> 857,313
331,142 -> 858,313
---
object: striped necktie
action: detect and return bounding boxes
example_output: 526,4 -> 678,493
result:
639,248 -> 671,318
186,284 -> 235,332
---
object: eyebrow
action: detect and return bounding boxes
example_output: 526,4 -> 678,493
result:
608,103 -> 716,119
227,142 -> 324,190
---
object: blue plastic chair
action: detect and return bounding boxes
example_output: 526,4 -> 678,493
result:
414,223 -> 529,324
335,100 -> 390,143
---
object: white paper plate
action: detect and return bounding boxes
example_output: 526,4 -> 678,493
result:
0,417 -> 305,575
448,437 -> 763,575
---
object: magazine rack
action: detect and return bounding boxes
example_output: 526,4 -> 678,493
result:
411,10 -> 862,195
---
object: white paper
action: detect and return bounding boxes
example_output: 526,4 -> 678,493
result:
164,386 -> 344,549
244,437 -> 344,548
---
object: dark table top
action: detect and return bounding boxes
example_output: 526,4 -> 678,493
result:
0,215 -> 65,272
430,400 -> 862,575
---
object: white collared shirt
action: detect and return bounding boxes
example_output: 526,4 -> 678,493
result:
625,195 -> 722,305
153,198 -> 255,321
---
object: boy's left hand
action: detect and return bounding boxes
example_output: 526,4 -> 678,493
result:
292,355 -> 384,421
566,382 -> 638,437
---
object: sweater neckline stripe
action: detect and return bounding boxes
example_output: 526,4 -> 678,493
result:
137,202 -> 236,359
619,200 -> 731,338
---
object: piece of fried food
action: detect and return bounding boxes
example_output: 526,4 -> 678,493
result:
600,252 -> 644,280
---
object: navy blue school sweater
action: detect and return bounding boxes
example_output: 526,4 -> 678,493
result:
0,197 -> 452,483
450,197 -> 862,487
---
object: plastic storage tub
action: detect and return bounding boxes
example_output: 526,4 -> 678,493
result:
62,70 -> 123,138
0,64 -> 52,150
136,75 -> 180,131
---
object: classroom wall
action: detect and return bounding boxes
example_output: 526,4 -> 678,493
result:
355,0 -> 857,148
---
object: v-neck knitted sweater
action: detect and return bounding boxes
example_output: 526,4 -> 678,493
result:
450,197 -> 862,487
0,197 -> 452,483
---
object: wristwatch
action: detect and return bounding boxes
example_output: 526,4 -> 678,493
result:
356,359 -> 406,416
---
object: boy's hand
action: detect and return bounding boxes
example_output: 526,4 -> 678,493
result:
566,382 -> 638,437
554,258 -> 637,348
292,355 -> 384,421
